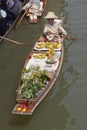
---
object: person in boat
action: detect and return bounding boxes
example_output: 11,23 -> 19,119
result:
0,9 -> 8,36
22,0 -> 43,21
0,0 -> 8,10
6,0 -> 23,20
43,11 -> 67,42
6,0 -> 15,9
0,0 -> 16,11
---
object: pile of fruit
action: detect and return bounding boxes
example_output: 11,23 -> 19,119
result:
36,42 -> 61,49
33,53 -> 46,59
15,104 -> 31,113
36,42 -> 45,49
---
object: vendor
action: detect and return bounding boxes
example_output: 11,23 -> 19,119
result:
43,11 -> 67,42
6,0 -> 22,20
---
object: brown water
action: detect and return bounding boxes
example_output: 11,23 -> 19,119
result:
0,0 -> 87,130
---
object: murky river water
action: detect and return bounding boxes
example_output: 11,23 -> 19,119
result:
0,0 -> 87,130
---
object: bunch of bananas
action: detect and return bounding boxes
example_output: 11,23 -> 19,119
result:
53,42 -> 61,49
46,49 -> 54,58
45,42 -> 61,49
36,42 -> 45,49
45,42 -> 53,49
33,53 -> 46,59
36,41 -> 61,50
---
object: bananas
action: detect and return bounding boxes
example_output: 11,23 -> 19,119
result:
53,42 -> 61,49
46,50 -> 54,58
36,42 -> 45,49
33,53 -> 46,59
36,42 -> 61,49
45,42 -> 53,49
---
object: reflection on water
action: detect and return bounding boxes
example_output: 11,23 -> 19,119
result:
47,37 -> 79,129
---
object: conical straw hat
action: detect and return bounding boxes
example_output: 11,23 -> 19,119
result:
44,11 -> 58,19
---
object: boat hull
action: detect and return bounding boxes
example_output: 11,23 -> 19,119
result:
12,38 -> 64,115
26,0 -> 47,24
0,17 -> 19,43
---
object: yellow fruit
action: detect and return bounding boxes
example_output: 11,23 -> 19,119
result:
38,53 -> 46,58
57,43 -> 61,48
22,108 -> 26,112
36,42 -> 45,49
17,107 -> 22,111
37,45 -> 43,49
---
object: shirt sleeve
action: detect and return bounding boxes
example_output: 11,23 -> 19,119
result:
43,24 -> 49,35
58,26 -> 67,35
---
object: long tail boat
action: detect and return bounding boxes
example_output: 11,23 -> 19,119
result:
26,0 -> 47,23
0,16 -> 20,43
0,0 -> 27,43
12,30 -> 64,115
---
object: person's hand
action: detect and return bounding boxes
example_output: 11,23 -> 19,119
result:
46,30 -> 53,35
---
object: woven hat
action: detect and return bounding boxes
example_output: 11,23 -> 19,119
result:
44,11 -> 58,19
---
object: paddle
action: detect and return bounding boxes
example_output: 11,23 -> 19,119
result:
64,35 -> 77,41
0,35 -> 24,45
45,31 -> 76,42
15,8 -> 28,29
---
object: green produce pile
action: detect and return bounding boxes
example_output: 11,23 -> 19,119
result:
17,66 -> 50,100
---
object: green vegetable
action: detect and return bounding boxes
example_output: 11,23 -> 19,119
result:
17,65 -> 49,100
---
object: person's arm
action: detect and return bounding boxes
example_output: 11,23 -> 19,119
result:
58,26 -> 67,36
22,1 -> 31,10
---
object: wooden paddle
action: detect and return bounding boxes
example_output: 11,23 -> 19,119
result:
60,34 -> 77,41
15,8 -> 28,29
62,34 -> 77,41
45,31 -> 76,41
0,36 -> 24,45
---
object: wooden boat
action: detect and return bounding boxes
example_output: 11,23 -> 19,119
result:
0,0 -> 27,43
0,16 -> 19,43
26,0 -> 47,23
12,33 -> 64,115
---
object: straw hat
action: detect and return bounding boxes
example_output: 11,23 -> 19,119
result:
44,11 -> 58,19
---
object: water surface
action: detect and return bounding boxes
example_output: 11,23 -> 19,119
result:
0,0 -> 87,130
